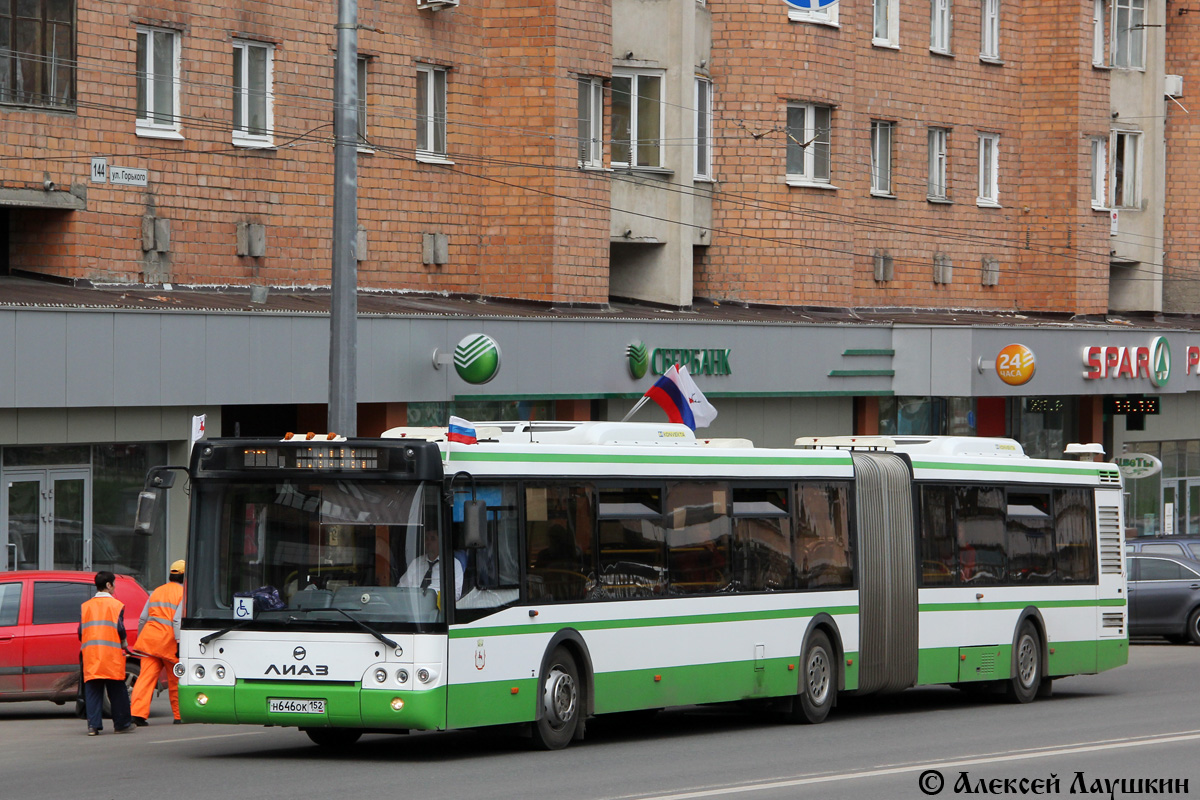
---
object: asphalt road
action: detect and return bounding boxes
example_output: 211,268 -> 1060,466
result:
2,642 -> 1196,800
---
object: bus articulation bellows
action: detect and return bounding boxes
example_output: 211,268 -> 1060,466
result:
162,422 -> 1127,749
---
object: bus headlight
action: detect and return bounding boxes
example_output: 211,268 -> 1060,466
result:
194,665 -> 206,680
196,693 -> 209,706
214,665 -> 226,680
417,668 -> 432,684
173,663 -> 185,678
390,698 -> 405,711
397,669 -> 409,683
374,668 -> 388,684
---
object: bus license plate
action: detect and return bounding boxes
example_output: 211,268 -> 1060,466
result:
268,698 -> 326,714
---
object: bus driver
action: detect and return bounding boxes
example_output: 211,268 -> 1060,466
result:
398,528 -> 464,600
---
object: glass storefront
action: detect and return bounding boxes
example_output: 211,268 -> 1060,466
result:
878,397 -> 976,436
407,400 -> 556,427
1,442 -> 169,587
1121,440 -> 1200,539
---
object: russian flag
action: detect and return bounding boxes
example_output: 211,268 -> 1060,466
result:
447,416 -> 478,444
647,369 -> 697,429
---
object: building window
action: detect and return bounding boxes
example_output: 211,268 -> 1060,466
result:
1111,130 -> 1140,208
135,27 -> 180,137
931,0 -> 952,53
786,103 -> 832,185
232,41 -> 273,147
0,0 -> 74,108
611,71 -> 663,168
1090,137 -> 1107,209
1113,0 -> 1145,69
1092,0 -> 1107,65
928,127 -> 949,199
789,1 -> 839,25
416,65 -> 447,158
357,57 -> 369,148
577,76 -> 602,168
981,0 -> 1000,59
695,77 -> 712,179
874,0 -> 899,46
977,133 -> 999,206
870,121 -> 893,195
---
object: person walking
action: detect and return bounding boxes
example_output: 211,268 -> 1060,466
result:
79,571 -> 137,736
130,560 -> 185,725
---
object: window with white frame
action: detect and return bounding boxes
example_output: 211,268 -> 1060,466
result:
611,71 -> 664,169
1111,130 -> 1140,208
135,27 -> 180,136
1112,0 -> 1145,69
931,0 -> 952,53
871,121 -> 894,195
874,0 -> 899,45
357,57 -> 369,148
1092,0 -> 1107,65
786,103 -> 831,184
577,76 -> 602,168
416,65 -> 447,158
1090,137 -> 1107,209
232,40 -> 273,146
977,133 -> 999,205
928,127 -> 949,199
789,1 -> 839,26
980,0 -> 1000,59
695,77 -> 712,179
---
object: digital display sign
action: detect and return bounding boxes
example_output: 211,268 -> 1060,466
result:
239,446 -> 382,470
1103,396 -> 1160,415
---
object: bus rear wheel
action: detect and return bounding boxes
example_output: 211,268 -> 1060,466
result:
787,630 -> 835,724
305,728 -> 363,749
531,648 -> 580,750
1006,622 -> 1041,704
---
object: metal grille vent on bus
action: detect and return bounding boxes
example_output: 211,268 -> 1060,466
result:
1102,613 -> 1125,629
1098,469 -> 1121,486
1097,506 -> 1123,574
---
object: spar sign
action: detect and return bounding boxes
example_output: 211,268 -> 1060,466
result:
1083,336 -> 1172,388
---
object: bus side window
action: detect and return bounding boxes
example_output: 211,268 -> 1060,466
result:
955,486 -> 1006,584
794,482 -> 853,589
524,484 -> 595,603
919,485 -> 956,586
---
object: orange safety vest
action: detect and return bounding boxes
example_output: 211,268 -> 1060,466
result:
138,582 -> 183,659
80,595 -> 126,681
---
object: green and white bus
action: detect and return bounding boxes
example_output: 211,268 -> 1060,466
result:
164,422 -> 1127,749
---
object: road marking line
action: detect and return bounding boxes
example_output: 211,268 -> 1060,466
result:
614,729 -> 1200,800
149,730 -> 269,745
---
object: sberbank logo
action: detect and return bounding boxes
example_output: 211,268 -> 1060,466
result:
454,334 -> 502,384
1150,335 -> 1171,388
627,341 -> 649,379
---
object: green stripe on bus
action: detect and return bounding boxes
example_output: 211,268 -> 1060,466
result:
448,452 -> 850,466
179,682 -> 448,730
919,598 -> 1125,612
911,461 -> 1107,477
915,638 -> 1126,685
450,605 -> 860,639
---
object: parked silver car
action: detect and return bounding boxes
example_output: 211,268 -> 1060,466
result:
1126,554 -> 1200,644
1126,536 -> 1200,561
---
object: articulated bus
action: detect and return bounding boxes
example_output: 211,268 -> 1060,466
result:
162,422 -> 1127,749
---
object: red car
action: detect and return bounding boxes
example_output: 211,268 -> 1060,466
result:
0,570 -> 149,709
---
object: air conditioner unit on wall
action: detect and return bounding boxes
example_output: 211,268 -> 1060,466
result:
417,0 -> 458,9
1165,74 -> 1184,98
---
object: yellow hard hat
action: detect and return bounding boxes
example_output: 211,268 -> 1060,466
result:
170,560 -> 186,575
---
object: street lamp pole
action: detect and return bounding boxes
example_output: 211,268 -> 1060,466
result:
329,0 -> 359,436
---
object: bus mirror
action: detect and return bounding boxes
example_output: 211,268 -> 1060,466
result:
147,468 -> 177,489
133,490 -> 160,535
461,500 -> 487,549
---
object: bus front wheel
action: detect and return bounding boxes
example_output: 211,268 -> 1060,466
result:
1006,622 -> 1042,704
787,630 -> 835,724
531,648 -> 580,750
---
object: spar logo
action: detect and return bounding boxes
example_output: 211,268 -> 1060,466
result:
1083,335 -> 1171,388
627,341 -> 649,379
454,334 -> 502,384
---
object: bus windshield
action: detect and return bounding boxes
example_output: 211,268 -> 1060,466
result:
187,479 -> 446,630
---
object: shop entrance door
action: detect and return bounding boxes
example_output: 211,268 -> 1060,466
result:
2,469 -> 91,571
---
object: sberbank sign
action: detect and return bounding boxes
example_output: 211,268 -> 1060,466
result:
649,347 -> 732,376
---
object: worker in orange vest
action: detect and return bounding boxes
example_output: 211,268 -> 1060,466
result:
130,560 -> 185,725
78,571 -> 137,736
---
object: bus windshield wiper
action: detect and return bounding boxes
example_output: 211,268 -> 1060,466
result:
198,612 -> 298,646
325,606 -> 399,649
